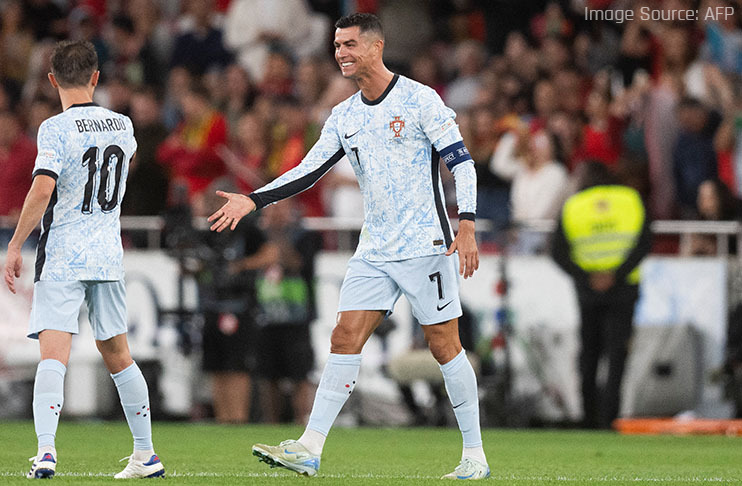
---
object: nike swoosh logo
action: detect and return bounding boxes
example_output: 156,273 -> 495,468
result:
437,300 -> 453,311
344,129 -> 361,139
452,402 -> 465,409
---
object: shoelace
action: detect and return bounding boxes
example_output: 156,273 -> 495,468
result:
118,455 -> 133,463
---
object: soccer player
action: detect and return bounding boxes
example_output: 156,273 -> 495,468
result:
3,40 -> 164,479
209,13 -> 489,480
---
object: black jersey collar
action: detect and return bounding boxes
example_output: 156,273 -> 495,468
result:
66,102 -> 99,110
361,74 -> 399,106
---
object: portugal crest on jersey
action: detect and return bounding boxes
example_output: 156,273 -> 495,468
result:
389,116 -> 405,137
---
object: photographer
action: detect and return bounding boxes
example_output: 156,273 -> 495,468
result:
190,181 -> 278,423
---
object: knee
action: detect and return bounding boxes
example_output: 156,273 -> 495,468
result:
330,324 -> 364,354
427,338 -> 461,365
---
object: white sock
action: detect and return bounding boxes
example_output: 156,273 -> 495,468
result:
462,446 -> 488,464
111,362 -> 154,451
440,350 -> 487,465
303,353 -> 362,454
298,429 -> 326,456
33,359 -> 66,450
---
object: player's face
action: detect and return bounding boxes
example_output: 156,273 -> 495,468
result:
334,26 -> 376,79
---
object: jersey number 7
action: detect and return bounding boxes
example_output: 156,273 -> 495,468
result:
81,144 -> 126,214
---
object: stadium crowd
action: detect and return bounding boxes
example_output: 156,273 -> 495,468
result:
1,0 -> 742,252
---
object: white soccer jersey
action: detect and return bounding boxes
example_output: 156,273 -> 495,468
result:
250,75 -> 477,261
32,103 -> 136,281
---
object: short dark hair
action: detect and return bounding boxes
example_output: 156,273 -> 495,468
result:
335,13 -> 384,39
50,40 -> 98,88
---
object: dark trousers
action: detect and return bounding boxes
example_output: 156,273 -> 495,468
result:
578,297 -> 635,429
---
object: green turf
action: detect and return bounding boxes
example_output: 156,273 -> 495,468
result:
1,421 -> 740,484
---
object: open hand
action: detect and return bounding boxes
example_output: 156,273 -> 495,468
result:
207,191 -> 256,232
4,246 -> 22,294
446,220 -> 479,279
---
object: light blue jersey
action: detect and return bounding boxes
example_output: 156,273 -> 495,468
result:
32,103 -> 136,281
249,75 -> 477,261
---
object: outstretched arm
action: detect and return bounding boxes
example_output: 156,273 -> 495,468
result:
4,175 -> 56,293
208,109 -> 344,232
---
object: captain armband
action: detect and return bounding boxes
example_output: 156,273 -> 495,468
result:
439,140 -> 473,172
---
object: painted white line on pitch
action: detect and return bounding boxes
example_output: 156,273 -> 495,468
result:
0,471 -> 738,482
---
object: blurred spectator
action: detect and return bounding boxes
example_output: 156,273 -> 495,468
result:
25,97 -> 58,139
97,76 -> 133,116
22,0 -> 68,41
465,106 -> 511,230
258,50 -> 294,97
224,0 -> 328,82
219,64 -> 257,136
122,87 -> 170,217
673,97 -> 719,216
157,80 -> 228,206
171,0 -> 232,77
221,111 -> 269,194
0,0 -> 35,100
0,111 -> 36,220
409,52 -> 446,97
294,56 -> 331,108
377,0 -> 434,74
700,0 -> 742,74
551,162 -> 651,429
685,178 -> 740,256
254,200 -> 319,424
445,40 -> 486,112
573,87 -> 625,168
104,14 -> 163,88
492,128 -> 568,224
617,3 -> 657,86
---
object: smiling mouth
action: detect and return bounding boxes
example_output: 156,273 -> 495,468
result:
340,62 -> 354,67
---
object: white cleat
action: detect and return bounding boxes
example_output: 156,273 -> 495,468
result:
441,457 -> 491,480
252,439 -> 320,477
114,454 -> 165,479
27,452 -> 56,479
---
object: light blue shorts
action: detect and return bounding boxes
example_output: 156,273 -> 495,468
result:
338,253 -> 462,325
28,280 -> 127,341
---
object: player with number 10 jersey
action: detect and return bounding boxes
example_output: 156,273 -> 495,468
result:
33,104 -> 135,282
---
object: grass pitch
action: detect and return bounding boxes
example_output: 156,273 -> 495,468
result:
0,421 -> 740,484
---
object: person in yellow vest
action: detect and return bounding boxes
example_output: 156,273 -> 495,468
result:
550,162 -> 652,429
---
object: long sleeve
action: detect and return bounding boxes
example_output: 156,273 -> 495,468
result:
451,162 -> 477,218
249,109 -> 345,209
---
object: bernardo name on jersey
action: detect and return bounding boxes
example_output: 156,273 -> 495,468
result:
248,75 -> 477,261
33,103 -> 136,281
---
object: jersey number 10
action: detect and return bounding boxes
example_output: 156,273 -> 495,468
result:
81,144 -> 126,214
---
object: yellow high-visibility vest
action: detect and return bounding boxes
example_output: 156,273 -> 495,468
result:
562,185 -> 645,284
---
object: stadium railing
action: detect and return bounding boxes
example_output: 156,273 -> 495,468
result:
1,216 -> 741,258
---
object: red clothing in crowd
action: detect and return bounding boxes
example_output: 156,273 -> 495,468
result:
0,135 -> 37,216
573,117 -> 625,169
157,111 -> 228,200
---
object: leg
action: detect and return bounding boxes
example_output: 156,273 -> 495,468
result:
97,334 -> 153,454
578,300 -> 602,428
291,380 -> 314,426
34,330 -> 72,451
600,299 -> 636,428
252,310 -> 385,476
424,319 -> 488,470
258,379 -> 282,424
301,310 -> 385,444
211,372 -> 250,423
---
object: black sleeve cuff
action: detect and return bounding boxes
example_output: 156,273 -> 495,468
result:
248,193 -> 265,210
458,212 -> 475,222
33,169 -> 58,181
